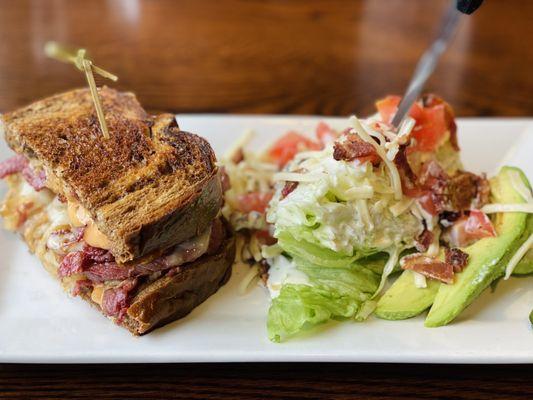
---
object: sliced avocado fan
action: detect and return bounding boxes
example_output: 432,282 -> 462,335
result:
375,167 -> 531,323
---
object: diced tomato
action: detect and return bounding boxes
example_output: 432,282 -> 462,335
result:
236,192 -> 273,214
267,131 -> 321,167
410,104 -> 447,152
448,210 -> 496,247
315,122 -> 339,148
417,192 -> 440,216
375,95 -> 448,152
375,95 -> 424,125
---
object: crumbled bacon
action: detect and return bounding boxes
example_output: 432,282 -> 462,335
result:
402,159 -> 490,216
394,145 -> 420,196
401,253 -> 454,284
448,172 -> 489,211
101,279 -> 138,319
415,229 -> 434,252
333,131 -> 379,164
445,248 -> 469,273
281,181 -> 298,199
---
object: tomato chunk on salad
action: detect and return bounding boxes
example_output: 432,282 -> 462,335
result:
267,131 -> 321,167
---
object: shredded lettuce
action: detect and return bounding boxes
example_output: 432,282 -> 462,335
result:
267,147 -> 422,255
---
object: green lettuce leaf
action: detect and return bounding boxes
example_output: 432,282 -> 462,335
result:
267,257 -> 380,342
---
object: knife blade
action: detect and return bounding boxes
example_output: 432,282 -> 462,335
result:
391,0 -> 483,129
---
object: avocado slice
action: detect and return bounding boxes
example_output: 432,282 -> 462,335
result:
375,270 -> 440,320
511,215 -> 533,275
425,167 -> 530,327
530,309 -> 533,326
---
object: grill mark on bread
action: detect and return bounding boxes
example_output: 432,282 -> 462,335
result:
2,87 -> 221,263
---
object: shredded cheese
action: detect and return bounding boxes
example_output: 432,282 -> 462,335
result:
373,246 -> 400,298
350,117 -> 403,200
413,271 -> 428,288
390,198 -> 414,217
356,199 -> 373,230
272,171 -> 327,182
509,170 -> 533,203
504,233 -> 533,280
481,204 -> 533,214
344,186 -> 374,200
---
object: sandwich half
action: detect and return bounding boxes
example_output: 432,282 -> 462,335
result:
0,87 -> 235,334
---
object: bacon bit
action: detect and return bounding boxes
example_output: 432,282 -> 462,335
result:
333,131 -> 380,165
406,161 -> 490,216
72,279 -> 93,296
394,145 -> 421,197
258,259 -> 270,284
445,248 -> 469,273
401,253 -> 454,284
415,229 -> 434,252
281,181 -> 298,199
254,229 -> 277,246
448,172 -> 485,211
444,210 -> 496,248
0,155 -> 28,178
101,278 -> 138,320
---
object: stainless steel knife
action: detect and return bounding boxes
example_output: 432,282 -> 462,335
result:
391,0 -> 484,129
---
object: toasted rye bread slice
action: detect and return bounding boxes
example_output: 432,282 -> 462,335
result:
1,87 -> 222,263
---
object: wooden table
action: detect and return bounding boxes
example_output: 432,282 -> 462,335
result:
0,1 -> 532,399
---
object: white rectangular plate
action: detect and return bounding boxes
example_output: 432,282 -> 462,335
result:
0,116 -> 532,364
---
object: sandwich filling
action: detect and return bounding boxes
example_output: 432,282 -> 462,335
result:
0,164 -> 227,322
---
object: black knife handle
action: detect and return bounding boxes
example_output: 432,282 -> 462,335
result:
456,0 -> 484,14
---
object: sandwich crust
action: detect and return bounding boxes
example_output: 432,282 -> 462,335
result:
1,87 -> 222,262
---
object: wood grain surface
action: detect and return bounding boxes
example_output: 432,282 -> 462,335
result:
0,0 -> 531,116
1,363 -> 533,399
0,1 -> 532,399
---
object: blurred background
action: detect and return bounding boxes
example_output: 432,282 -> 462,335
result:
0,0 -> 531,116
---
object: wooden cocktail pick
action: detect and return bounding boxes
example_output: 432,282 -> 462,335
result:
44,42 -> 118,139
